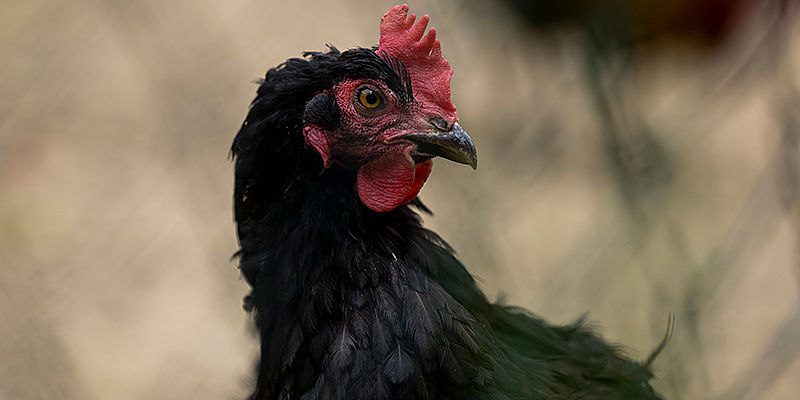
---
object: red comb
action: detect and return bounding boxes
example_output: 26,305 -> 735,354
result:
378,4 -> 457,122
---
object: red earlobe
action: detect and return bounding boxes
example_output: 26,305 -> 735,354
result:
303,126 -> 332,168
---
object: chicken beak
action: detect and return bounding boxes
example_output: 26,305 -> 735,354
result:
397,122 -> 478,170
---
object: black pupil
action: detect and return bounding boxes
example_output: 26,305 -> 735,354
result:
364,91 -> 378,106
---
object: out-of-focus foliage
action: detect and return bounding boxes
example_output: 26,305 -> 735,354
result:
1,0 -> 798,399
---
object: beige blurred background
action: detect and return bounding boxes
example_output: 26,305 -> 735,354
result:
1,0 -> 799,399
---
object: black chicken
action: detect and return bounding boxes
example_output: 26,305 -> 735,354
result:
232,5 -> 663,399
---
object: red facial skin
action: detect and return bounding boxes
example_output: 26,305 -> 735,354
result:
304,5 -> 457,213
303,78 -> 435,212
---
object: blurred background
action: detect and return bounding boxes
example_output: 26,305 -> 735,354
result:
1,0 -> 799,398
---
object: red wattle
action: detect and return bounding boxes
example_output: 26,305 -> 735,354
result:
356,148 -> 432,212
402,159 -> 432,205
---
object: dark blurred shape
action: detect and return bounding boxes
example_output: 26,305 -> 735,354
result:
497,0 -> 761,47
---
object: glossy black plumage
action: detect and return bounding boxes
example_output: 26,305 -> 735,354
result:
231,47 -> 663,400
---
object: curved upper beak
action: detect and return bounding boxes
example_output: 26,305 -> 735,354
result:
395,122 -> 478,170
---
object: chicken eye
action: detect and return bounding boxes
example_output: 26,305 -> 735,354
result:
358,88 -> 382,109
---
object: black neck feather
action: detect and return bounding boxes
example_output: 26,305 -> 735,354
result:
231,47 -> 487,399
230,45 -> 661,400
